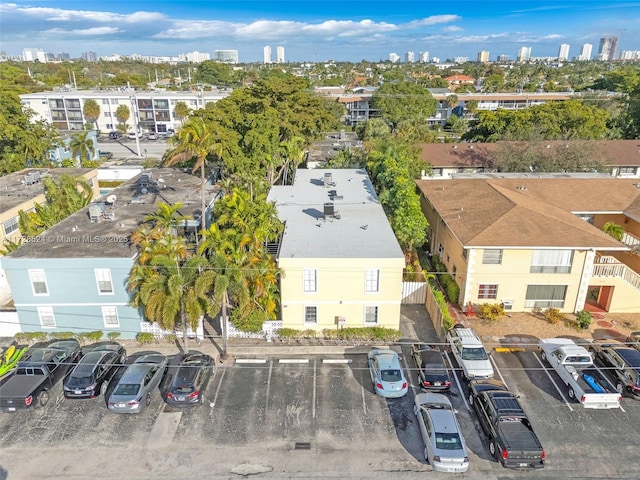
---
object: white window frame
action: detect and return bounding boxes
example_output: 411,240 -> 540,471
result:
38,306 -> 56,328
524,284 -> 567,309
303,269 -> 317,293
365,269 -> 380,293
29,269 -> 49,296
364,305 -> 379,325
304,305 -> 318,324
101,306 -> 119,328
2,216 -> 19,236
95,268 -> 114,295
530,250 -> 573,274
482,249 -> 503,265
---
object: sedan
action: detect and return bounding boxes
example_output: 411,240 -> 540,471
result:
147,132 -> 158,140
367,349 -> 408,398
64,342 -> 126,399
161,352 -> 213,408
411,344 -> 451,391
413,392 -> 470,473
106,351 -> 167,414
127,132 -> 137,140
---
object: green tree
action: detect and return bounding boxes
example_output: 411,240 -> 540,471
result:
194,61 -> 235,86
115,104 -> 130,132
69,131 -> 96,167
602,222 -> 625,241
174,101 -> 190,125
82,99 -> 100,131
371,81 -> 436,129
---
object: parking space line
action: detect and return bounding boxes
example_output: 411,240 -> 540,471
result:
265,360 -> 273,412
444,351 -> 470,411
209,367 -> 226,410
235,358 -> 267,364
322,359 -> 352,364
361,386 -> 367,415
490,354 -> 509,389
279,359 -> 309,364
312,360 -> 317,420
532,352 -> 574,411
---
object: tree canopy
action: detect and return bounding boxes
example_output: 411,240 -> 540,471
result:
371,81 -> 436,129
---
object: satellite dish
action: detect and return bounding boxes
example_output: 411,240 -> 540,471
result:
106,194 -> 117,204
141,187 -> 148,194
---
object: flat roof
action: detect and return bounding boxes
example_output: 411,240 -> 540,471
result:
267,169 -> 403,260
6,168 -> 220,259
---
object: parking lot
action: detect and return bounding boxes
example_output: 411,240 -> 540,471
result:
2,308 -> 640,479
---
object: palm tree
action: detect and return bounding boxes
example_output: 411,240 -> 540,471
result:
163,117 -> 223,230
69,131 -> 95,167
143,202 -> 190,236
115,104 -> 130,132
82,99 -> 101,131
602,221 -> 625,241
174,101 -> 190,125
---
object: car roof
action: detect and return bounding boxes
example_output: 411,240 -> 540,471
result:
613,347 -> 640,368
134,353 -> 165,364
373,351 -> 401,370
78,350 -> 110,365
119,364 -> 154,383
421,349 -> 445,366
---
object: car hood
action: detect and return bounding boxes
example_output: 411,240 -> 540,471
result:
461,359 -> 494,377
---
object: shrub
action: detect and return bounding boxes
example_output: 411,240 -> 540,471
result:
544,308 -> 564,324
446,281 -> 460,304
164,334 -> 177,344
481,303 -> 506,321
576,310 -> 593,329
276,328 -> 300,338
85,331 -> 104,343
107,332 -> 121,341
430,285 -> 454,331
136,332 -> 155,345
48,331 -> 76,340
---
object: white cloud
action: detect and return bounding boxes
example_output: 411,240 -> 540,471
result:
442,26 -> 463,32
0,3 -> 164,23
44,27 -> 121,36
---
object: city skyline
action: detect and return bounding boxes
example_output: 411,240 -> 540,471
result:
1,1 -> 639,62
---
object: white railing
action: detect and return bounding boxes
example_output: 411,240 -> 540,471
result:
593,256 -> 640,290
621,231 -> 640,248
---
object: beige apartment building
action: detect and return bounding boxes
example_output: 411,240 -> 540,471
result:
416,176 -> 640,314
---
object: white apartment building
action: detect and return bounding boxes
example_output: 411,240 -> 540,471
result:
620,50 -> 640,60
22,48 -> 47,63
405,51 -> 415,63
419,51 -> 430,63
178,51 -> 211,63
388,53 -> 400,63
264,45 -> 272,64
214,50 -> 239,63
477,51 -> 490,63
276,46 -> 285,64
558,44 -> 570,61
19,89 -> 231,134
517,46 -> 532,62
578,43 -> 593,61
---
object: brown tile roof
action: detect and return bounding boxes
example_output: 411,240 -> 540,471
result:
420,140 -> 640,168
416,177 -> 640,248
444,75 -> 475,82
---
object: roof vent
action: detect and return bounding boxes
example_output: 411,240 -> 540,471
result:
323,172 -> 336,188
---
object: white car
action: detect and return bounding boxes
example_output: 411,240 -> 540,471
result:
127,132 -> 137,140
148,132 -> 157,140
446,325 -> 494,379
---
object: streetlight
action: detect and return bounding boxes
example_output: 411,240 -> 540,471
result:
129,95 -> 142,158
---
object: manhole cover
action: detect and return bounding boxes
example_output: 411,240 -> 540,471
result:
294,442 -> 311,450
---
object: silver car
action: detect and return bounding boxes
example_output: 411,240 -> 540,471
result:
367,349 -> 408,398
413,392 -> 470,473
106,351 -> 167,414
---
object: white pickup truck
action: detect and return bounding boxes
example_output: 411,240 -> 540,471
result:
539,338 -> 621,409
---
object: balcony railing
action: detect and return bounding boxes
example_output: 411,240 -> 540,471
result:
593,255 -> 640,290
621,231 -> 640,248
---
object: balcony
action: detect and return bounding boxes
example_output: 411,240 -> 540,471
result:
621,231 -> 640,249
593,255 -> 640,290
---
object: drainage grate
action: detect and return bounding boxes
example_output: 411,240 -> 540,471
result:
294,442 -> 311,450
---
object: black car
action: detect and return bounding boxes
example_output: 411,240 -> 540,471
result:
63,342 -> 126,399
592,341 -> 640,398
161,352 -> 213,407
108,131 -> 122,139
410,344 -> 452,391
99,151 -> 113,160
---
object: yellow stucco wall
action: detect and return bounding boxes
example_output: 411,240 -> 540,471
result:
278,257 -> 405,331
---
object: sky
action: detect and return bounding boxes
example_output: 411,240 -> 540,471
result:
1,1 -> 640,62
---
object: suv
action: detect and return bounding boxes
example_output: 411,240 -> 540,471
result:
446,325 -> 494,380
592,342 -> 640,398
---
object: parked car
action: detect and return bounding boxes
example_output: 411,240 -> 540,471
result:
127,132 -> 137,140
591,341 -> 640,399
410,344 -> 451,391
367,349 -> 408,398
446,325 -> 494,380
469,379 -> 545,469
413,392 -> 470,473
99,151 -> 113,160
108,131 -> 122,139
627,331 -> 640,352
63,342 -> 126,399
161,352 -> 213,407
147,132 -> 158,140
106,351 -> 167,414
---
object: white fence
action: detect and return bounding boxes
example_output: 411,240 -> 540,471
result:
139,319 -> 204,340
226,319 -> 282,339
402,281 -> 427,304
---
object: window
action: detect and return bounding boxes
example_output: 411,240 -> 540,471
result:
365,306 -> 378,325
525,285 -> 567,309
2,216 -> 19,236
304,306 -> 317,324
94,269 -> 113,294
38,306 -> 56,327
482,249 -> 503,265
619,166 -> 637,176
432,168 -> 443,177
438,244 -> 444,256
478,284 -> 498,299
365,269 -> 380,293
29,269 -> 48,295
530,250 -> 573,273
303,269 -> 317,293
102,306 -> 119,327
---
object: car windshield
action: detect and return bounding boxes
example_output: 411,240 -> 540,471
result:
435,432 -> 463,450
461,347 -> 489,361
113,384 -> 140,396
381,369 -> 402,382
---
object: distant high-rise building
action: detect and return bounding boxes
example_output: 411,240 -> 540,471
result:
214,50 -> 239,63
419,51 -> 430,63
82,51 -> 97,62
22,48 -> 47,63
558,44 -> 570,61
388,53 -> 400,63
517,46 -> 532,62
497,54 -> 510,62
620,50 -> 640,60
578,43 -> 593,61
598,36 -> 618,61
276,46 -> 285,63
178,51 -> 210,63
453,56 -> 469,64
477,50 -> 490,63
405,51 -> 415,63
263,45 -> 272,64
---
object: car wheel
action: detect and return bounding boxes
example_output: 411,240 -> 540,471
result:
145,393 -> 151,407
424,446 -> 429,463
120,354 -> 126,365
616,382 -> 625,395
489,441 -> 497,459
36,390 -> 49,408
100,382 -> 108,396
469,393 -> 474,406
568,387 -> 576,400
540,351 -> 547,362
